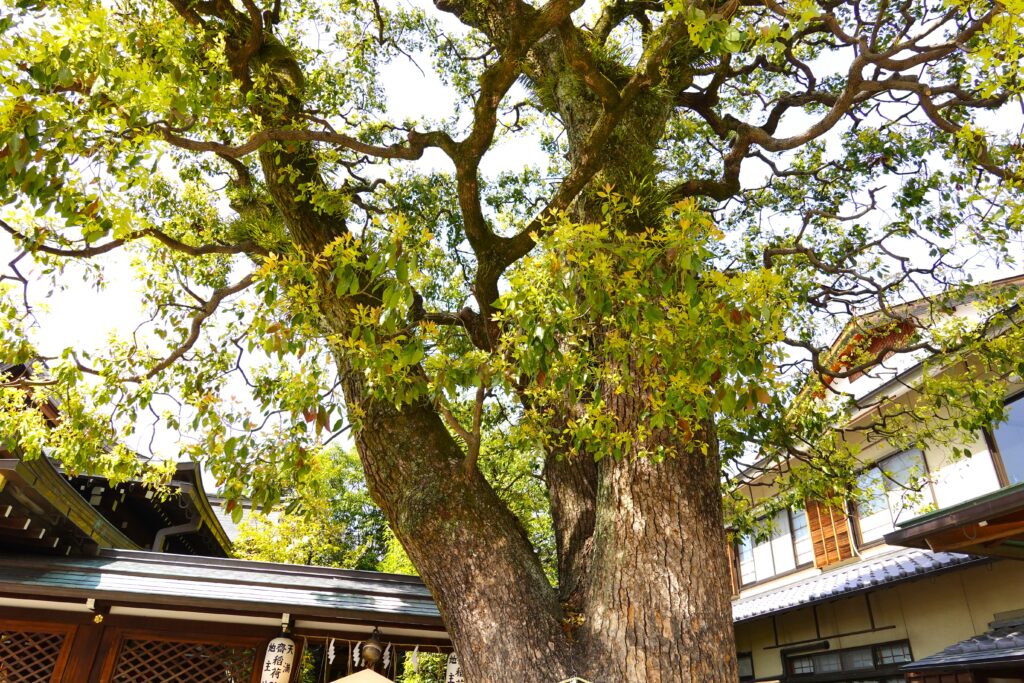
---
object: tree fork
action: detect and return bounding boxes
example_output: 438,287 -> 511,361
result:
344,381 -> 576,682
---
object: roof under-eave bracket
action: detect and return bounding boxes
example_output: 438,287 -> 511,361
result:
0,455 -> 138,555
885,482 -> 1024,560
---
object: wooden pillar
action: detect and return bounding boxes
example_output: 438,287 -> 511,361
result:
60,621 -> 106,683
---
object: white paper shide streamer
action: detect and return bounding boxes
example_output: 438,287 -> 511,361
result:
327,638 -> 336,665
259,636 -> 296,683
382,643 -> 392,670
411,645 -> 420,674
353,642 -> 362,668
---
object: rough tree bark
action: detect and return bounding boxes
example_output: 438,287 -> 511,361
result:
578,434 -> 737,681
338,374 -> 737,682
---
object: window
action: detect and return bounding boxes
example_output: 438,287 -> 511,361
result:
791,655 -> 815,674
841,647 -> 875,670
738,535 -> 756,585
737,652 -> 754,682
736,509 -> 814,585
875,642 -> 911,665
855,449 -> 933,545
791,507 -> 814,566
990,394 -> 1024,486
787,641 -> 912,679
768,509 -> 796,575
814,652 -> 842,673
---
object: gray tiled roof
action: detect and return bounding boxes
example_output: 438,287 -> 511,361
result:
732,548 -> 981,623
210,498 -> 246,542
904,620 -> 1024,670
0,549 -> 443,627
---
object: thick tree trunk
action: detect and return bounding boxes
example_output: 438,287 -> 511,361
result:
350,384 -> 738,682
577,435 -> 738,681
348,383 -> 737,682
256,24 -> 738,683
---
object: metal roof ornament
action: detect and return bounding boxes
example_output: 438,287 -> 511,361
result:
362,628 -> 384,667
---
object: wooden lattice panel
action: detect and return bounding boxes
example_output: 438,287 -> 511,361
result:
805,497 -> 854,567
112,639 -> 256,683
0,630 -> 66,683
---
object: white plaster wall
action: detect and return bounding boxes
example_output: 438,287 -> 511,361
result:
734,560 -> 1024,680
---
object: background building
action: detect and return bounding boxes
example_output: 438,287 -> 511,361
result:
729,285 -> 1024,682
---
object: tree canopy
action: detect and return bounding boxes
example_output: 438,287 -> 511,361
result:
232,447 -> 392,568
1,0 -> 1023,679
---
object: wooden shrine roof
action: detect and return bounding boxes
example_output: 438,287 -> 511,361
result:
0,454 -> 231,558
0,548 -> 445,630
0,455 -> 138,556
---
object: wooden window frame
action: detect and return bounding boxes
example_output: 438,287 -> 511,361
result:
785,639 -> 913,682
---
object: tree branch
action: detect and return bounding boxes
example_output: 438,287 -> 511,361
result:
158,125 -> 454,162
0,218 -> 268,259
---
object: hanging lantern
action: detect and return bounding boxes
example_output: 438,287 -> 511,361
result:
259,635 -> 296,683
444,652 -> 464,683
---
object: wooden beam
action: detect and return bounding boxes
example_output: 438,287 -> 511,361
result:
925,520 -> 1024,552
4,524 -> 46,540
0,515 -> 32,531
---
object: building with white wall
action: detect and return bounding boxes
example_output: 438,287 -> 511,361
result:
729,279 -> 1024,683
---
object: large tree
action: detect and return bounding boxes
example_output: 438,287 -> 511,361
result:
1,0 -> 1023,679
